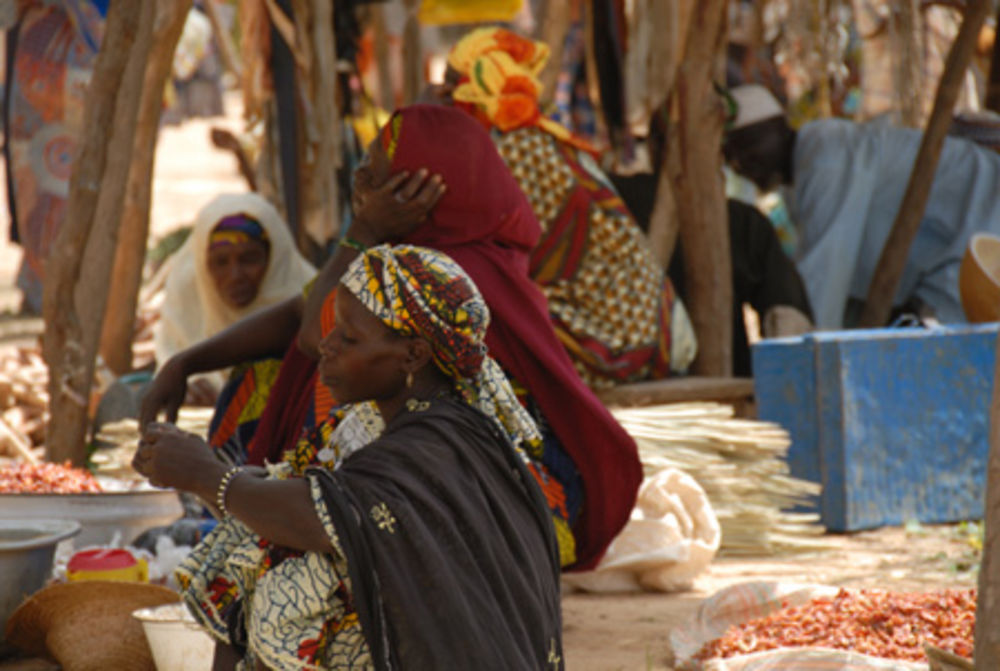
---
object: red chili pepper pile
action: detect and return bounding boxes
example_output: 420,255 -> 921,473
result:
0,461 -> 102,493
695,588 -> 976,663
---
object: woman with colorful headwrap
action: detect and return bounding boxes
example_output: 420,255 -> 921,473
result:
143,105 -> 641,574
154,193 -> 315,405
430,27 -> 697,390
133,244 -> 563,671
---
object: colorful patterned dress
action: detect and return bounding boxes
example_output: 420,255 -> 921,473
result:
494,126 -> 697,389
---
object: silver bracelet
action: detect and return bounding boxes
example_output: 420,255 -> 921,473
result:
215,466 -> 243,516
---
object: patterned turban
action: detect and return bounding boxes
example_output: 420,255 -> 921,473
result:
339,244 -> 540,448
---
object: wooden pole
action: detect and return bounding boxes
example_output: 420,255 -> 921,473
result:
99,0 -> 193,376
203,0 -> 243,79
401,0 -> 422,105
535,0 -> 572,108
975,331 -> 1000,670
858,0 -> 990,329
42,0 -> 154,465
666,0 -> 732,376
298,0 -> 341,247
892,0 -> 925,127
642,0 -> 690,267
371,4 -> 394,110
985,3 -> 1000,112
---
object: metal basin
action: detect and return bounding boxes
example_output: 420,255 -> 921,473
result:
0,489 -> 184,548
0,519 -> 80,656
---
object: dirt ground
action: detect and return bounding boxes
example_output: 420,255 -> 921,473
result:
0,96 -> 983,671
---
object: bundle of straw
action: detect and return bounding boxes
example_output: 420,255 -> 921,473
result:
611,402 -> 829,556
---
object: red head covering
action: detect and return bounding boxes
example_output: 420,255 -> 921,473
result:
383,105 -> 640,570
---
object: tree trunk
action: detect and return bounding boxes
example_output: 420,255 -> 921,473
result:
859,0 -> 990,329
975,331 -> 1000,669
99,0 -> 193,376
665,0 -> 732,376
42,0 -> 154,465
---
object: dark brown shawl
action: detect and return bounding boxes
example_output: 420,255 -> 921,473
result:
312,396 -> 563,670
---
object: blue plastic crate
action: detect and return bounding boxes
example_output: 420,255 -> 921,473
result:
752,324 -> 998,532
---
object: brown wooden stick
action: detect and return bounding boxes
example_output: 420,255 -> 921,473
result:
666,0 -> 733,376
203,0 -> 243,78
535,0 -> 572,108
42,1 -> 154,465
975,330 -> 1000,669
858,0 -> 991,328
100,0 -> 193,376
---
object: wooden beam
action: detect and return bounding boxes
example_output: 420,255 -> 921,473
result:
859,0 -> 990,328
598,376 -> 753,408
975,331 -> 1000,669
100,0 -> 193,376
42,0 -> 154,465
666,0 -> 732,376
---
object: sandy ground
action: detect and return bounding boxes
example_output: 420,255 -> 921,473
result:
0,94 -> 984,670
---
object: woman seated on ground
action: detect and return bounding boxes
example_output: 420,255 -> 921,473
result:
133,245 -> 563,670
154,193 -> 315,405
426,27 -> 697,389
142,105 -> 641,572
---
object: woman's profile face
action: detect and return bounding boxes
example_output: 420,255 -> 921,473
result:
317,286 -> 409,404
206,234 -> 270,308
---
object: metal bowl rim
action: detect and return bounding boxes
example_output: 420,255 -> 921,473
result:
0,519 -> 81,551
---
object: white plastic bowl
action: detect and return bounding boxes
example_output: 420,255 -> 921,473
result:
132,602 -> 214,671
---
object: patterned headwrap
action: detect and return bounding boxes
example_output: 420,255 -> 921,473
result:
209,213 -> 270,251
448,27 -> 590,150
339,244 -> 540,449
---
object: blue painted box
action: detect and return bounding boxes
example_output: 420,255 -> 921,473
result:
752,324 -> 998,532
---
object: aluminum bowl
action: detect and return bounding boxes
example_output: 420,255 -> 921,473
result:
0,519 -> 80,655
0,489 -> 184,548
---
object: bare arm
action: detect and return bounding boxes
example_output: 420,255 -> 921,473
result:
298,169 -> 445,357
135,423 -> 333,553
140,296 -> 304,425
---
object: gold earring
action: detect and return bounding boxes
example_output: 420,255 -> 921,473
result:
406,371 -> 414,388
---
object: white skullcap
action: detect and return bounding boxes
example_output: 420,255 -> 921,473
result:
729,85 -> 784,130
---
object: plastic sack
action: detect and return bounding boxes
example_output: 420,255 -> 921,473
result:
418,0 -> 524,26
563,468 -> 720,593
670,582 -> 927,671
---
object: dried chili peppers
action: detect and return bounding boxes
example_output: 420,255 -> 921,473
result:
695,588 -> 976,663
0,461 -> 102,493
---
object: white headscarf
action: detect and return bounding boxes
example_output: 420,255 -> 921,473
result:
154,193 -> 316,372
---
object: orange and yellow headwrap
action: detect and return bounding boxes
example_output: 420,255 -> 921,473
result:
447,28 -> 584,146
447,27 -> 549,78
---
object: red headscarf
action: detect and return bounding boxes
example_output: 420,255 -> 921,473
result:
385,105 -> 640,570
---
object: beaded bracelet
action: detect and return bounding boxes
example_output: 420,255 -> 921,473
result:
339,236 -> 368,253
215,466 -> 243,516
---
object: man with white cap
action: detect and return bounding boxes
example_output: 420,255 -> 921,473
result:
724,84 -> 1000,329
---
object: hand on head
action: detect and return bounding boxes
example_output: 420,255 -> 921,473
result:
351,133 -> 447,245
